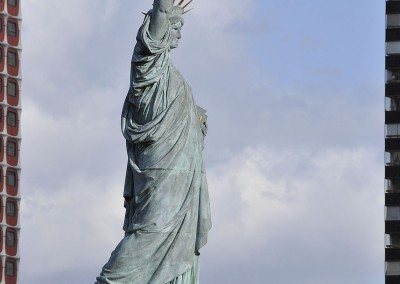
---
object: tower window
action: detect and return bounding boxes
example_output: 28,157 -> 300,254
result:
6,170 -> 15,186
6,230 -> 15,247
7,50 -> 16,67
7,20 -> 16,37
5,259 -> 15,277
6,140 -> 16,156
7,80 -> 16,97
7,0 -> 16,7
6,201 -> 15,216
7,110 -> 16,127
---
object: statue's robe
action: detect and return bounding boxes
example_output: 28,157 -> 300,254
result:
95,14 -> 211,284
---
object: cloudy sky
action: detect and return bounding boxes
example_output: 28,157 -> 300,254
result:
20,0 -> 384,283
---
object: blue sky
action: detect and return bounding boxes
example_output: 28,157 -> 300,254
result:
20,0 -> 384,283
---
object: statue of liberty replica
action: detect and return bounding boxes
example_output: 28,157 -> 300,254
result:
95,0 -> 212,283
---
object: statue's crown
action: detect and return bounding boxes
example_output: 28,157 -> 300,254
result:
142,0 -> 193,20
171,0 -> 193,17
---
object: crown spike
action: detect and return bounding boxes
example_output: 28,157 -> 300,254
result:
177,0 -> 185,6
183,8 -> 193,14
182,0 -> 193,9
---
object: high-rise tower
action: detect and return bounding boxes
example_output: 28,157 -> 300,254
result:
385,1 -> 400,283
0,0 -> 20,283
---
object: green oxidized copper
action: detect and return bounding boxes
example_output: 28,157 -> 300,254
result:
95,1 -> 211,283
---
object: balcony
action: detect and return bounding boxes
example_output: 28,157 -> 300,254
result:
387,28 -> 400,42
388,42 -> 400,55
386,192 -> 400,206
386,55 -> 400,70
387,2 -> 400,14
386,220 -> 400,234
386,111 -> 400,124
387,138 -> 400,151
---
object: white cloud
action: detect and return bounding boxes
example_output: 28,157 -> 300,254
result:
192,0 -> 256,30
21,89 -> 126,190
20,173 -> 125,275
23,0 -> 120,55
202,146 -> 383,283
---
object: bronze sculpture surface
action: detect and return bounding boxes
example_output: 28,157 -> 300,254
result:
95,1 -> 211,283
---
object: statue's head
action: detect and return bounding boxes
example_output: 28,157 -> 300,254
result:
170,20 -> 183,49
143,0 -> 193,49
169,0 -> 193,49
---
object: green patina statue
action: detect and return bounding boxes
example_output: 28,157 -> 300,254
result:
95,0 -> 211,283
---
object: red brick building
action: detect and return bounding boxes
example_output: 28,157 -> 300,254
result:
0,0 -> 20,283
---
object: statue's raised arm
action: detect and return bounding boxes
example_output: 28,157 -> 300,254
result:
149,0 -> 174,40
149,0 -> 193,40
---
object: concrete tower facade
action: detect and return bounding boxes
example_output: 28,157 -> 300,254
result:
0,0 -> 20,283
385,1 -> 400,283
